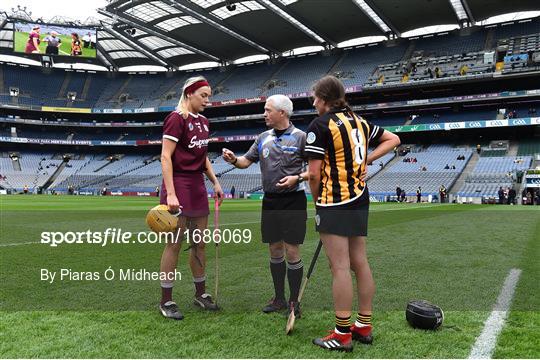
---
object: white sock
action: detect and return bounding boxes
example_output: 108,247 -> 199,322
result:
355,321 -> 371,328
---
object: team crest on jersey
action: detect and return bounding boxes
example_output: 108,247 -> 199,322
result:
188,122 -> 194,131
203,124 -> 208,132
315,214 -> 320,226
307,132 -> 316,144
263,148 -> 270,158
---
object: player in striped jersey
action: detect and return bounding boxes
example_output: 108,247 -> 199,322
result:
305,76 -> 400,351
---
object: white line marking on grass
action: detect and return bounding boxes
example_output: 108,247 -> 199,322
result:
371,203 -> 447,212
0,241 -> 36,247
0,204 -> 449,247
468,268 -> 522,359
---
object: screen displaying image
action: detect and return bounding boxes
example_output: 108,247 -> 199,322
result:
14,22 -> 97,58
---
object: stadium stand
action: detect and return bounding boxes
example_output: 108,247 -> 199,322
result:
518,139 -> 540,155
89,158 -> 160,191
0,152 -> 61,191
266,53 -> 340,96
16,128 -> 69,140
457,156 -> 532,197
1,149 -> 403,195
332,43 -> 408,87
366,152 -> 395,180
53,154 -> 111,191
368,145 -> 472,197
65,72 -> 86,100
211,62 -> 281,101
413,30 -> 487,57
493,19 -> 540,41
367,51 -> 494,87
2,19 -> 540,108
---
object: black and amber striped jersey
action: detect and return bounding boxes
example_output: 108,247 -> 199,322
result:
305,108 -> 384,207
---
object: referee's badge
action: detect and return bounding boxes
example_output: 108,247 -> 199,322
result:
315,214 -> 320,226
307,132 -> 316,144
263,148 -> 270,158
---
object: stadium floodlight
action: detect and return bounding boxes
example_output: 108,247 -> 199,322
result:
225,1 -> 237,11
449,0 -> 468,21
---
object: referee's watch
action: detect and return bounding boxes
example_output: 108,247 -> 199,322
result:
297,174 -> 304,184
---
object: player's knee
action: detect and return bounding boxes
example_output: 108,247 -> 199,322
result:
349,255 -> 368,272
192,241 -> 206,251
270,249 -> 284,259
286,252 -> 300,263
284,245 -> 300,262
269,242 -> 284,258
165,240 -> 182,253
331,259 -> 350,275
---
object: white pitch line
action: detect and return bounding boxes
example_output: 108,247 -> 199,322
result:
0,241 -> 36,247
0,204 -> 449,247
468,268 -> 522,359
371,203 -> 446,212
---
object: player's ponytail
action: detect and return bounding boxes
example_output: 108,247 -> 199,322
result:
312,75 -> 349,112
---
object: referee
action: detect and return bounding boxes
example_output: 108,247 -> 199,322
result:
222,94 -> 307,317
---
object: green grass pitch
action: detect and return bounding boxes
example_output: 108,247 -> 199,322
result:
0,195 -> 538,358
14,31 -> 97,58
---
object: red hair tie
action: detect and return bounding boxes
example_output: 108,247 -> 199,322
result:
184,80 -> 210,95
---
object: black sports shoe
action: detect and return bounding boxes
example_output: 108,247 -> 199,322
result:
194,293 -> 220,310
159,301 -> 184,320
313,331 -> 353,352
286,301 -> 301,319
262,297 -> 287,313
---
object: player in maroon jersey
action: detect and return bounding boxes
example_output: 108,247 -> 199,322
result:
158,76 -> 224,319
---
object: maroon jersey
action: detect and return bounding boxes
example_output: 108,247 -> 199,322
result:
162,111 -> 209,173
25,32 -> 40,53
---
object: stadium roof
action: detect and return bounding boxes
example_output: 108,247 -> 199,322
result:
1,0 -> 539,70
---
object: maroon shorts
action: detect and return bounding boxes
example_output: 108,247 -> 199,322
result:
160,172 -> 209,217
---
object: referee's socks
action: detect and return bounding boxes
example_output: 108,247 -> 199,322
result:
286,259 -> 303,302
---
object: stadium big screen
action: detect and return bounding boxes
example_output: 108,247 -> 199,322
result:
13,21 -> 97,58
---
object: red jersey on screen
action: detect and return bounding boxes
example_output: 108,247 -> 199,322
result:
162,111 -> 209,173
25,32 -> 40,53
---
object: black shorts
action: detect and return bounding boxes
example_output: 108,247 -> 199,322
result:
46,46 -> 59,55
261,191 -> 307,245
315,195 -> 369,237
